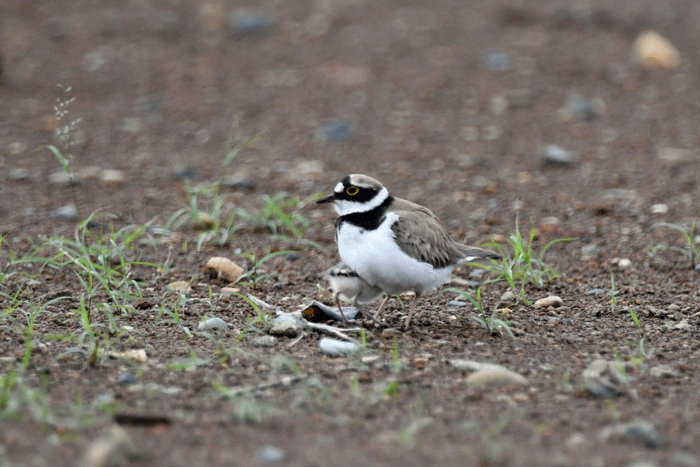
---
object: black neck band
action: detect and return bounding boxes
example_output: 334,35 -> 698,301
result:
339,196 -> 394,230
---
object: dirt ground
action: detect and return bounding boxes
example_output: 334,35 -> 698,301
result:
1,0 -> 700,466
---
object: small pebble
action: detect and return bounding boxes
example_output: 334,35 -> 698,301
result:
541,144 -> 578,167
650,204 -> 668,214
227,8 -> 279,38
269,314 -> 305,337
318,120 -> 354,141
166,281 -> 192,293
534,295 -> 563,309
657,147 -> 694,166
587,288 -> 606,295
205,257 -> 244,283
617,258 -> 632,269
465,366 -> 528,388
7,168 -> 31,181
100,169 -> 125,186
256,445 -> 285,463
631,30 -> 680,70
649,364 -> 679,378
198,317 -> 229,332
600,419 -> 665,448
558,92 -> 605,122
483,52 -> 511,72
221,174 -> 256,191
581,244 -> 600,259
448,300 -> 467,307
192,213 -> 216,231
52,204 -> 79,221
251,335 -> 278,348
49,170 -> 77,186
117,373 -> 139,386
319,338 -> 360,357
500,290 -> 517,303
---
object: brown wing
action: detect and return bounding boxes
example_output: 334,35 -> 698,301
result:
391,210 -> 501,268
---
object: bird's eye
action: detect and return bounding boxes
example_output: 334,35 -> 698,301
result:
345,186 -> 359,196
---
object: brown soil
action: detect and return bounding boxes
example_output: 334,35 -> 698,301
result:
1,1 -> 699,466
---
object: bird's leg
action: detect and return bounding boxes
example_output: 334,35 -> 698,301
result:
355,298 -> 385,326
402,294 -> 420,329
333,292 -> 350,323
370,295 -> 392,324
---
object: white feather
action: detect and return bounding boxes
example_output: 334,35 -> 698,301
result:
337,212 -> 453,295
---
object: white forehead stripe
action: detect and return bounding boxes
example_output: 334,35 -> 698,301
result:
334,182 -> 344,193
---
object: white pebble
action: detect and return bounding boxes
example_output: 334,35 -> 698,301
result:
650,204 -> 668,214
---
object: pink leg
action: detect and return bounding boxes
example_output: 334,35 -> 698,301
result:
371,295 -> 392,324
333,293 -> 349,323
403,294 -> 420,329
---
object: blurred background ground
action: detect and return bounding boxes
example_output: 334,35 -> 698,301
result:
1,1 -> 699,466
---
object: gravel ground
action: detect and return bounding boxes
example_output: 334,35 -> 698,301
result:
1,1 -> 699,466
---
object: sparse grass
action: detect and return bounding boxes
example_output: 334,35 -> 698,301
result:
38,84 -> 83,218
485,217 -> 574,304
235,245 -> 294,290
445,286 -> 515,338
651,215 -> 699,270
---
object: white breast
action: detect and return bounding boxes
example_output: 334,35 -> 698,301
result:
337,213 -> 454,296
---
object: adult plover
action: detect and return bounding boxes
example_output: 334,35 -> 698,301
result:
323,261 -> 385,323
317,174 -> 501,328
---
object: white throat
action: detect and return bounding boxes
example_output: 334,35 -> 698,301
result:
335,187 -> 389,216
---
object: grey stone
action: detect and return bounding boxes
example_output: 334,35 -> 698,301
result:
52,204 -> 79,221
251,335 -> 278,348
227,8 -> 279,38
197,317 -> 229,332
581,244 -> 600,259
500,290 -> 517,303
542,144 -> 578,167
559,92 -> 606,121
117,373 -> 138,386
7,167 -> 32,181
587,288 -> 606,295
465,366 -> 528,388
483,52 -> 512,72
269,314 -> 305,337
448,300 -> 467,307
600,419 -> 665,448
318,120 -> 354,141
49,170 -> 78,185
649,364 -> 679,378
319,338 -> 360,357
256,445 -> 285,463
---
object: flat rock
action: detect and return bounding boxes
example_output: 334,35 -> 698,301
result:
600,419 -> 665,448
319,338 -> 360,357
197,317 -> 229,332
251,335 -> 278,348
269,314 -> 305,337
465,366 -> 528,388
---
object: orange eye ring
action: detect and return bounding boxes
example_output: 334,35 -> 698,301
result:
346,186 -> 360,196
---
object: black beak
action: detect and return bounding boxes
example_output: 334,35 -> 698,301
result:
316,193 -> 337,205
